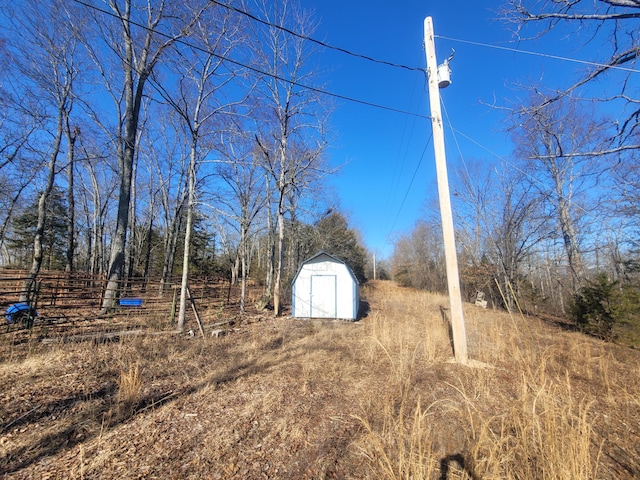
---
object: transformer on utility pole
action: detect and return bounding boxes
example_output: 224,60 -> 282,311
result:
423,16 -> 468,364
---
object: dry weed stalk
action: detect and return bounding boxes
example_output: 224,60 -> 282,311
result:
117,361 -> 143,411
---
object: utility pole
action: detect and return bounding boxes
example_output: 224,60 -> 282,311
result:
373,253 -> 376,280
423,16 -> 468,364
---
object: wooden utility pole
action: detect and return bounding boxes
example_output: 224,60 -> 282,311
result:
423,17 -> 468,363
373,253 -> 376,280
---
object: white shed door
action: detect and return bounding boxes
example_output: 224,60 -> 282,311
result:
311,275 -> 336,318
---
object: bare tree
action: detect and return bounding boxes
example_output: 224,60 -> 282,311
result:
391,219 -> 447,293
503,0 -> 640,154
1,0 -> 81,301
137,166 -> 160,291
78,143 -> 117,277
263,178 -> 275,286
64,121 -> 80,273
511,94 -> 605,289
251,0 -> 330,316
79,0 -> 206,310
455,161 -> 547,309
0,83 -> 41,255
213,136 -> 267,313
152,123 -> 188,297
152,3 -> 246,330
611,147 -> 640,224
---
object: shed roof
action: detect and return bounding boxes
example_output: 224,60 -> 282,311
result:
292,251 -> 359,285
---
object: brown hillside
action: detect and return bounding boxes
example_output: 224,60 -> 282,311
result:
1,280 -> 639,479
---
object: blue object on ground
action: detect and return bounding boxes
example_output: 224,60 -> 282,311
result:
5,303 -> 37,324
119,298 -> 143,307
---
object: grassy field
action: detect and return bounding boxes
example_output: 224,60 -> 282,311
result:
1,280 -> 639,479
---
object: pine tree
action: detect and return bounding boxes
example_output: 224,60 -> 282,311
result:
8,186 -> 68,270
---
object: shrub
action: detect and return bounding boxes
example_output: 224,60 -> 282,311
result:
569,273 -> 627,340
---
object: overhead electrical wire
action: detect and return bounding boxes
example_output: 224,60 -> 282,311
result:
71,1 -> 635,124
206,0 -> 640,239
203,0 -> 438,241
210,0 -> 640,77
386,132 -> 433,239
386,73 -> 422,228
70,0 -> 430,120
209,0 -> 425,73
207,0 -> 439,238
436,34 -> 640,75
215,0 -> 640,77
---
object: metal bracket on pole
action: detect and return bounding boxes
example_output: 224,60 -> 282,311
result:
423,16 -> 468,364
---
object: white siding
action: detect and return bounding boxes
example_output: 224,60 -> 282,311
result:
292,253 -> 359,320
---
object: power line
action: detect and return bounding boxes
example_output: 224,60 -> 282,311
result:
210,0 -> 425,73
210,0 -> 640,78
386,133 -> 433,239
71,0 -> 430,120
436,34 -> 640,74
210,2 -> 640,83
387,72 -> 422,226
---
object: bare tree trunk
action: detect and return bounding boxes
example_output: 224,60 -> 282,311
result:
159,203 -> 184,296
100,0 -> 196,311
102,132 -> 135,309
101,30 -> 143,310
141,207 -> 154,292
21,111 -> 64,302
125,157 -> 138,293
231,253 -> 240,286
273,171 -> 286,316
288,203 -> 299,276
65,122 -> 78,273
556,190 -> 582,288
156,132 -> 188,297
79,193 -> 92,274
264,174 -> 274,297
240,225 -> 247,313
87,162 -> 104,278
177,142 -> 197,332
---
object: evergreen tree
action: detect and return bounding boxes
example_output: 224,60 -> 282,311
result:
314,212 -> 368,283
8,186 -> 68,269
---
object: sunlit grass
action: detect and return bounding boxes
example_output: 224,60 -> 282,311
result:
1,280 -> 638,478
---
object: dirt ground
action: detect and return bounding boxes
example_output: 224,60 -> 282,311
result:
1,281 -> 639,479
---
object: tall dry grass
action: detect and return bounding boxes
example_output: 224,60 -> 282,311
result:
354,281 -> 639,479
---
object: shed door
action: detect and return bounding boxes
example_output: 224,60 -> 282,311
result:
310,275 -> 336,318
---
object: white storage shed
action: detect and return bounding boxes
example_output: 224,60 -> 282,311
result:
291,252 -> 360,320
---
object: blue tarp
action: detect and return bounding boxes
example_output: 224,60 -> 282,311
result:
5,303 -> 37,324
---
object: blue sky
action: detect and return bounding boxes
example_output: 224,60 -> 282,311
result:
298,0 -> 604,258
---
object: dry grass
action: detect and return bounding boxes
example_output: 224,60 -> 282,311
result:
354,282 -> 640,479
116,362 -> 143,416
0,280 -> 639,478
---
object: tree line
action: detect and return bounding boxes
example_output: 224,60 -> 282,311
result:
0,0 -> 368,327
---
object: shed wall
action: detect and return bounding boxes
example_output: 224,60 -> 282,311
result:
292,258 -> 358,320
